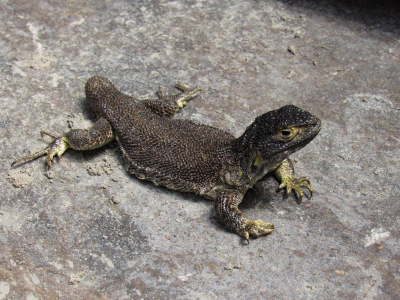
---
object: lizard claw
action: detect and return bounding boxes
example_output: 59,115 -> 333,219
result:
240,220 -> 274,243
277,176 -> 313,204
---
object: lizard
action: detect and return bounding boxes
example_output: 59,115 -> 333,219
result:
12,76 -> 321,242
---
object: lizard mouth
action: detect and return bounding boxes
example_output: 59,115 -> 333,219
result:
311,118 -> 322,136
289,117 -> 321,150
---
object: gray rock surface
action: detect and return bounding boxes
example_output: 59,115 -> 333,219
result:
1,0 -> 399,299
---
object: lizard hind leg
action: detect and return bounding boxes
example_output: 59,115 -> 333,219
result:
11,132 -> 70,169
143,83 -> 201,116
11,117 -> 115,169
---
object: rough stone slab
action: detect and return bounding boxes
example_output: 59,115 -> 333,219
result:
1,0 -> 399,299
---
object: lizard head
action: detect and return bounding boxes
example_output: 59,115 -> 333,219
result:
237,105 -> 321,171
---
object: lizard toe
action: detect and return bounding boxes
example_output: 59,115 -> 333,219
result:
240,220 -> 274,243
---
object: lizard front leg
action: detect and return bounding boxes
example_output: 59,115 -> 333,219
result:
215,189 -> 274,242
142,83 -> 201,116
274,158 -> 313,204
12,117 -> 114,169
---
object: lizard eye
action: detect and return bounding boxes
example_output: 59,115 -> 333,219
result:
278,127 -> 299,140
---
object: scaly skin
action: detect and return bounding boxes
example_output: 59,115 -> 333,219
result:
12,76 -> 321,242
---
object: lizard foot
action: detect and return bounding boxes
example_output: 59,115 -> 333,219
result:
277,176 -> 313,204
11,131 -> 70,169
173,83 -> 201,108
240,220 -> 274,243
274,159 -> 313,204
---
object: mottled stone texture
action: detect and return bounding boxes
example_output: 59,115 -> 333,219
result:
1,0 -> 399,299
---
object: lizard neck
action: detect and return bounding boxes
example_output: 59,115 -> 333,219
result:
232,134 -> 291,183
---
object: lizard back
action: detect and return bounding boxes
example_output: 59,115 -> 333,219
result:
85,80 -> 237,191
